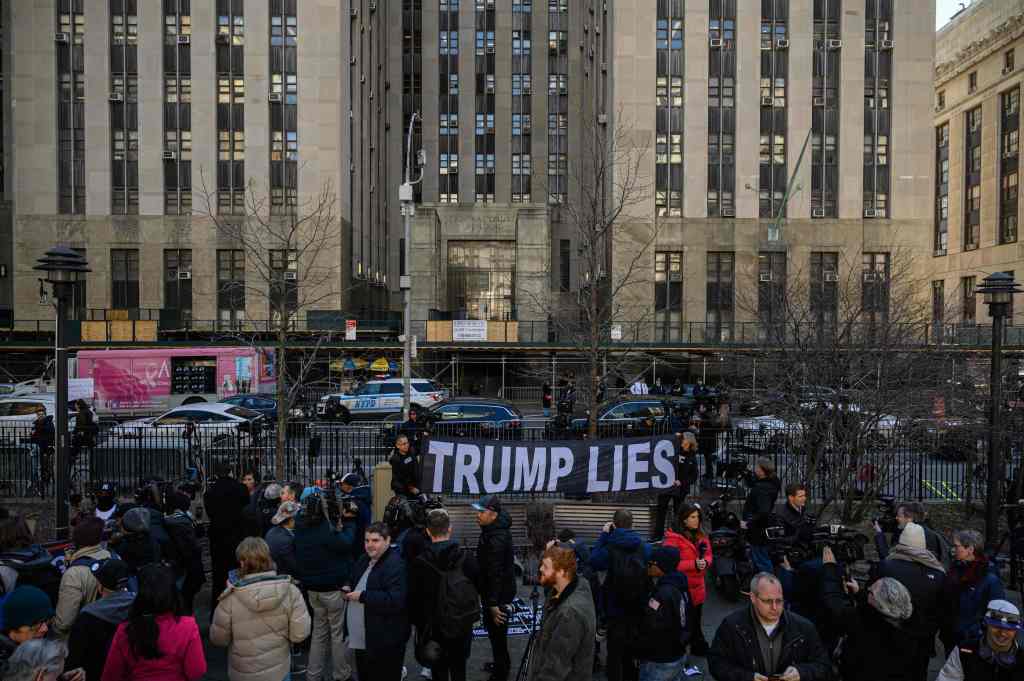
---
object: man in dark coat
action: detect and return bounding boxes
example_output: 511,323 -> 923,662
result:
203,463 -> 250,610
709,572 -> 830,681
743,458 -> 782,573
776,483 -> 810,539
65,559 -> 135,681
526,543 -> 597,681
651,432 -> 699,541
634,546 -> 691,677
874,500 -> 948,565
473,495 -> 516,681
389,435 -> 423,498
345,522 -> 411,681
398,408 -> 429,456
265,500 -> 300,578
163,492 -> 205,613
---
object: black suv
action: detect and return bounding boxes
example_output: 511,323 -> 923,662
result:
384,398 -> 524,439
560,395 -> 694,438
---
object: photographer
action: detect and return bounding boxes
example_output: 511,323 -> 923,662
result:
874,500 -> 947,565
821,546 -> 920,681
742,458 -> 782,573
709,572 -> 830,681
390,435 -> 423,499
294,492 -> 359,681
473,496 -> 516,681
651,431 -> 699,542
339,472 -> 373,555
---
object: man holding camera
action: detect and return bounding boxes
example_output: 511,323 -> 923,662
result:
743,458 -> 782,574
709,572 -> 830,681
874,500 -> 947,565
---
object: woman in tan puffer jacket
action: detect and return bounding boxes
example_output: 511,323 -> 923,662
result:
210,536 -> 311,681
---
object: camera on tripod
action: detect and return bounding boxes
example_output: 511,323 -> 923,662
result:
766,522 -> 868,567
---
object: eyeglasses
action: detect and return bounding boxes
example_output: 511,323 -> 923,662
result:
755,596 -> 785,607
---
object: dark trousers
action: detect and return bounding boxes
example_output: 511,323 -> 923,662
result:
429,635 -> 472,681
689,603 -> 709,650
356,648 -> 405,681
607,617 -> 639,681
208,536 -> 239,613
483,606 -> 511,679
653,491 -> 684,539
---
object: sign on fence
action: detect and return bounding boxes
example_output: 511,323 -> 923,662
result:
452,319 -> 487,341
423,435 -> 679,496
472,597 -> 543,638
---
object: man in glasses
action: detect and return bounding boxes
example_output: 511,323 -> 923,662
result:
709,572 -> 830,681
937,599 -> 1024,680
1,585 -> 55,664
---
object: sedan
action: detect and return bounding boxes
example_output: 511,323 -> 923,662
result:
104,403 -> 264,448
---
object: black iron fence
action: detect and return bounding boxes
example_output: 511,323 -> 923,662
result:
0,420 -> 1017,505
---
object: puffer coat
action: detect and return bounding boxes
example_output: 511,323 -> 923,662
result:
209,570 -> 311,681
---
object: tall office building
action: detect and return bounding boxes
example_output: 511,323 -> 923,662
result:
932,0 -> 1024,327
0,0 -> 936,337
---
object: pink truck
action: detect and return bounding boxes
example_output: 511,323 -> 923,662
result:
75,347 -> 275,414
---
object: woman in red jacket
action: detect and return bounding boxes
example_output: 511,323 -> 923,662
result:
662,502 -> 712,656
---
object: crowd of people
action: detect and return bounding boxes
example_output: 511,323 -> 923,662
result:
0,418 -> 1021,681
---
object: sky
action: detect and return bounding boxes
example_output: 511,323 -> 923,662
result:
936,0 -> 969,29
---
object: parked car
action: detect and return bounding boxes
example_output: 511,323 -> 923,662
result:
384,397 -> 524,439
316,378 -> 448,422
220,393 -> 309,436
564,395 -> 693,438
0,394 -> 86,428
103,403 -> 264,448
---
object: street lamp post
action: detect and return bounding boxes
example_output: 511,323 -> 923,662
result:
33,246 -> 90,538
978,271 -> 1022,549
400,113 -> 425,420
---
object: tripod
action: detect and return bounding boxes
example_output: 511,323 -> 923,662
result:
514,584 -> 542,681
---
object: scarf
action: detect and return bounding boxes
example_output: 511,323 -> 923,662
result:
947,556 -> 988,594
889,542 -> 946,573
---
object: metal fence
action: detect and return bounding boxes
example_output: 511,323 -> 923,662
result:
1,420 -> 1017,504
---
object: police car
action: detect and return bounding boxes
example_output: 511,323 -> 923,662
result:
316,379 -> 448,422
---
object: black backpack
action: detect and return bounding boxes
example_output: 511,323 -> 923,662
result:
425,550 -> 480,639
607,544 -> 649,615
0,549 -> 62,607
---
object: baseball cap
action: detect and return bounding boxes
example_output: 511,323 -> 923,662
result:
272,501 -> 301,526
94,559 -> 131,591
341,473 -> 361,487
984,599 -> 1023,630
471,495 -> 502,514
122,507 -> 150,533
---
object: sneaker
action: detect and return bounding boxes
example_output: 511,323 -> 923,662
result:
420,669 -> 432,679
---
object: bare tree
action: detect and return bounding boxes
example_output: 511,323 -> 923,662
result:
734,249 -> 960,520
198,174 -> 343,480
525,110 -> 656,437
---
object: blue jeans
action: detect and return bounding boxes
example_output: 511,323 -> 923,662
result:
750,545 -> 773,574
639,658 -> 686,681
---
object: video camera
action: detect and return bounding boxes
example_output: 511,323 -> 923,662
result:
321,470 -> 361,526
766,520 -> 868,567
873,496 -> 900,534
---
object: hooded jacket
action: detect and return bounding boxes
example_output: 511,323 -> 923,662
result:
53,544 -> 112,637
526,577 -> 596,681
743,476 -> 782,545
66,589 -> 136,681
635,571 -> 690,663
877,546 -> 946,643
943,557 -> 1006,645
476,510 -> 516,607
293,518 -> 357,592
264,526 -> 297,578
210,571 -> 311,681
663,528 -> 713,605
588,527 -> 654,618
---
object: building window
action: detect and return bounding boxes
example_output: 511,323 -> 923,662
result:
110,0 -> 139,215
475,0 -> 496,205
937,90 -> 945,109
164,249 -> 192,323
862,252 -> 890,324
111,249 -> 140,310
708,0 -> 737,218
935,123 -> 949,254
217,0 -> 245,214
961,276 -> 976,324
1007,49 -> 1016,73
559,240 -> 571,291
269,249 -> 298,326
810,251 -> 839,328
758,252 -> 787,333
270,0 -> 297,214
759,0 -> 788,219
655,251 -> 683,341
706,252 -> 735,341
965,106 -> 982,250
932,280 -> 944,325
447,241 -> 515,320
164,0 -> 192,215
57,0 -> 86,214
217,249 -> 245,327
1001,88 -> 1020,244
968,71 -> 977,94
812,0 -> 841,218
511,0 -> 531,205
656,0 -> 684,217
547,3 -> 568,206
439,1 -> 459,204
863,0 -> 892,218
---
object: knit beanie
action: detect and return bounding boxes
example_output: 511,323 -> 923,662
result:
899,522 -> 927,550
2,586 -> 54,631
651,545 -> 680,574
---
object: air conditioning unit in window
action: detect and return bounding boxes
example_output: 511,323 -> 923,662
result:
710,38 -> 723,48
863,272 -> 877,282
812,208 -> 826,218
776,38 -> 790,49
216,33 -> 230,44
864,208 -> 877,218
881,39 -> 894,50
601,61 -> 608,72
813,96 -> 826,106
370,2 -> 377,12
827,39 -> 843,49
350,56 -> 357,65
109,92 -> 124,102
935,104 -> 945,112
162,150 -> 177,160
824,271 -> 839,282
1005,66 -> 1016,75
54,32 -> 70,43
177,35 -> 190,45
761,96 -> 774,106
178,271 -> 192,280
722,208 -> 736,217
268,92 -> 282,103
597,113 -> 608,125
284,271 -> 298,281
759,273 -> 773,283
360,74 -> 366,83
350,7 -> 358,17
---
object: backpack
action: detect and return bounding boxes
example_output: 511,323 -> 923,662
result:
0,549 -> 63,624
425,550 -> 481,639
607,544 -> 649,615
